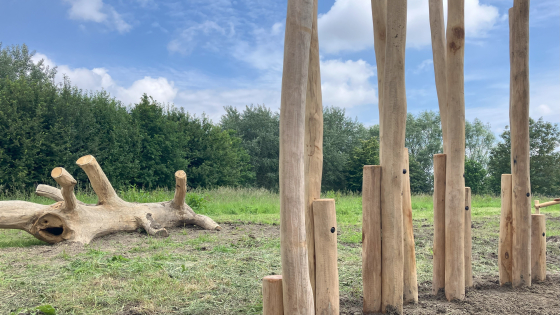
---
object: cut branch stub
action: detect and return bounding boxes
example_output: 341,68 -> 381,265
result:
76,155 -> 123,206
172,170 -> 187,209
51,167 -> 79,211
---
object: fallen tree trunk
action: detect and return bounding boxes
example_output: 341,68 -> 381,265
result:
0,155 -> 221,244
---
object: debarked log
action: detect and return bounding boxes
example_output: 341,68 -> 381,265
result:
0,155 -> 220,244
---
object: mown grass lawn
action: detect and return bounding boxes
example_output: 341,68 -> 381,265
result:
1,188 -> 559,314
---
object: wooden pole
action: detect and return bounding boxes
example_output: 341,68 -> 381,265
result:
313,199 -> 339,314
534,200 -> 539,214
279,0 -> 315,312
535,200 -> 560,210
444,0 -> 465,301
370,0 -> 386,162
304,0 -> 323,301
510,0 -> 531,288
531,214 -> 546,282
499,174 -> 513,285
428,0 -> 448,154
432,154 -> 446,294
263,275 -> 284,315
402,149 -> 418,304
362,165 -> 382,314
381,1 -> 407,312
464,187 -> 473,288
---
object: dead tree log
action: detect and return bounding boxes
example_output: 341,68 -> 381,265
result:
0,155 -> 220,244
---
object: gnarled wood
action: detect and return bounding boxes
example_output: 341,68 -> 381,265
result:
0,155 -> 220,244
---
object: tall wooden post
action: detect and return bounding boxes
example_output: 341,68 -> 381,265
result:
362,165 -> 382,314
313,199 -> 339,314
370,0 -> 387,162
432,154 -> 446,294
403,149 -> 418,304
263,275 -> 284,315
464,187 -> 473,288
304,0 -> 323,301
444,0 -> 465,301
381,0 -> 407,312
499,174 -> 513,285
279,0 -> 315,312
510,0 -> 531,288
531,214 -> 546,282
428,0 -> 448,154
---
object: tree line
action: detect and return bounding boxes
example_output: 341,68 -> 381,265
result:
1,44 -> 559,195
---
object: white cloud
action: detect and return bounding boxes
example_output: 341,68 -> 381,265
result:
168,21 -> 227,55
231,22 -> 285,72
63,0 -> 132,34
320,59 -> 377,108
414,59 -> 433,74
116,77 -> 177,106
318,0 -> 500,54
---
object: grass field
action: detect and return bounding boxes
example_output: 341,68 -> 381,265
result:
0,188 -> 559,314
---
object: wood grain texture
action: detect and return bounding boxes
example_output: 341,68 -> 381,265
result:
279,0 -> 315,312
263,275 -> 284,315
313,199 -> 339,315
304,0 -> 323,301
402,149 -> 418,304
510,0 -> 531,288
531,214 -> 546,282
428,0 -> 448,154
464,187 -> 473,288
499,174 -> 513,285
370,0 -> 386,162
432,154 -> 446,295
362,165 -> 382,314
444,0 -> 465,301
381,0 -> 407,312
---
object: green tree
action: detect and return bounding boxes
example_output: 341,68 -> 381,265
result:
465,118 -> 495,168
465,157 -> 487,194
346,137 -> 379,191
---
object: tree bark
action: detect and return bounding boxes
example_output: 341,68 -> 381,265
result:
0,156 -> 220,244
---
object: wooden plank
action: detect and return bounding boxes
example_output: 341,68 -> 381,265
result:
370,0 -> 387,162
313,199 -> 339,314
499,174 -> 513,285
531,214 -> 546,282
279,0 -> 315,312
403,149 -> 418,304
263,275 -> 283,315
464,187 -> 473,288
362,165 -> 382,314
432,154 -> 446,294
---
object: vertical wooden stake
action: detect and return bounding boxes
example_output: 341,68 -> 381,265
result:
381,1 -> 407,312
444,0 -> 466,301
534,200 -> 540,214
531,214 -> 546,282
428,0 -> 448,154
403,149 -> 418,304
279,0 -> 315,312
263,275 -> 284,315
464,187 -> 473,288
313,199 -> 339,315
304,0 -> 323,301
499,174 -> 513,285
371,0 -> 387,162
510,0 -> 531,288
432,154 -> 446,294
362,165 -> 382,314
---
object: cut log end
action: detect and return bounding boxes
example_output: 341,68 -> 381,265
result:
76,155 -> 95,166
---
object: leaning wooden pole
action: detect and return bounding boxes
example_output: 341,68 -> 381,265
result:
279,0 -> 315,312
432,154 -> 446,294
371,0 -> 387,162
362,165 -> 382,314
381,0 -> 407,312
304,0 -> 324,301
499,174 -> 513,285
402,149 -> 418,304
464,187 -> 473,288
510,0 -> 531,288
428,0 -> 448,154
444,0 -> 465,301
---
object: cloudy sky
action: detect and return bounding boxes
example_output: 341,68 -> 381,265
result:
1,0 -> 558,133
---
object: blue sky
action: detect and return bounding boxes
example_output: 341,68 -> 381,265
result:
1,0 -> 558,133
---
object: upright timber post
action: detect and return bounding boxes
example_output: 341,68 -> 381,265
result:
370,0 -> 387,162
510,0 -> 531,288
428,0 -> 448,154
403,149 -> 418,304
464,187 -> 473,288
304,0 -> 323,301
531,214 -> 546,282
381,0 -> 407,312
279,0 -> 315,312
499,174 -> 513,285
263,275 -> 284,315
432,154 -> 446,294
444,0 -> 465,301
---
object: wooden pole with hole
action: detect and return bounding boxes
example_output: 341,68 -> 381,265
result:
464,187 -> 473,288
499,174 -> 513,285
432,154 -> 446,294
263,275 -> 284,315
510,0 -> 531,288
304,0 -> 323,302
381,0 -> 407,312
313,199 -> 339,314
371,0 -> 386,162
362,165 -> 382,314
444,0 -> 466,301
279,0 -> 315,312
428,0 -> 448,154
531,213 -> 546,281
402,149 -> 418,304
